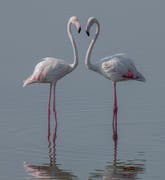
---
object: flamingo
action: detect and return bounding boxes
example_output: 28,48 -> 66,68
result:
85,17 -> 145,136
23,16 -> 81,131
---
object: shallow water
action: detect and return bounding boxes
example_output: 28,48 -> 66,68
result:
0,1 -> 165,180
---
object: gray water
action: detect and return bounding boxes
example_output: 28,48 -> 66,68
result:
0,0 -> 164,179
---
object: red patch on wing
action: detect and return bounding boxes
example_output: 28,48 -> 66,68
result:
122,69 -> 134,79
33,76 -> 40,81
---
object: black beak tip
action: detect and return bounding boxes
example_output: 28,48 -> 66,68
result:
78,27 -> 81,33
86,30 -> 90,36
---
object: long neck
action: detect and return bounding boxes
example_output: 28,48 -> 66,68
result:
85,21 -> 100,72
67,21 -> 78,71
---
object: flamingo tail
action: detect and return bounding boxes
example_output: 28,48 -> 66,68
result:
136,72 -> 146,82
23,76 -> 37,87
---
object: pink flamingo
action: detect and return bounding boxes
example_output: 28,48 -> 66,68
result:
85,17 -> 145,137
23,16 -> 81,134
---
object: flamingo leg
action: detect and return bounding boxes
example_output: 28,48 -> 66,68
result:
51,84 -> 57,165
53,83 -> 57,127
52,121 -> 57,165
112,82 -> 118,141
47,84 -> 57,166
48,83 -> 52,141
113,131 -> 118,165
48,119 -> 57,166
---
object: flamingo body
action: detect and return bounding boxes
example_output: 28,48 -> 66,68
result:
85,17 -> 145,134
23,57 -> 73,87
23,16 -> 81,132
92,53 -> 145,82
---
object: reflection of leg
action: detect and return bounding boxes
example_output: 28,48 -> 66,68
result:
48,83 -> 52,140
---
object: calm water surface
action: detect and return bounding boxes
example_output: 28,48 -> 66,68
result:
0,1 -> 165,179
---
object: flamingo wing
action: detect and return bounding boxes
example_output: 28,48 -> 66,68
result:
101,54 -> 141,82
23,57 -> 71,86
41,58 -> 72,82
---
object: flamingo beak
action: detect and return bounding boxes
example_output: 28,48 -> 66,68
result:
86,30 -> 90,36
74,21 -> 81,33
78,26 -> 81,33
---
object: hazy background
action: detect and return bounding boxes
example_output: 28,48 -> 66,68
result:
0,1 -> 164,179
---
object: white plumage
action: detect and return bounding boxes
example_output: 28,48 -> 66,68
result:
99,53 -> 145,82
23,16 -> 81,129
23,57 -> 72,86
85,17 -> 145,136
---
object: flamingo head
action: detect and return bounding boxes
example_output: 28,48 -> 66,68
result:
86,17 -> 99,37
69,16 -> 81,33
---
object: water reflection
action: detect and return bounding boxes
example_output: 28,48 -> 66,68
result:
88,126 -> 145,180
88,159 -> 145,180
24,118 -> 78,180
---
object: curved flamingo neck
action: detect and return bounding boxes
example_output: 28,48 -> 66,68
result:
85,19 -> 100,72
67,20 -> 78,71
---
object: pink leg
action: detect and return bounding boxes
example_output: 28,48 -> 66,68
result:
53,119 -> 57,144
53,84 -> 57,128
48,125 -> 57,166
48,83 -> 52,141
48,119 -> 57,166
52,84 -> 57,158
112,82 -> 118,141
113,131 -> 118,165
